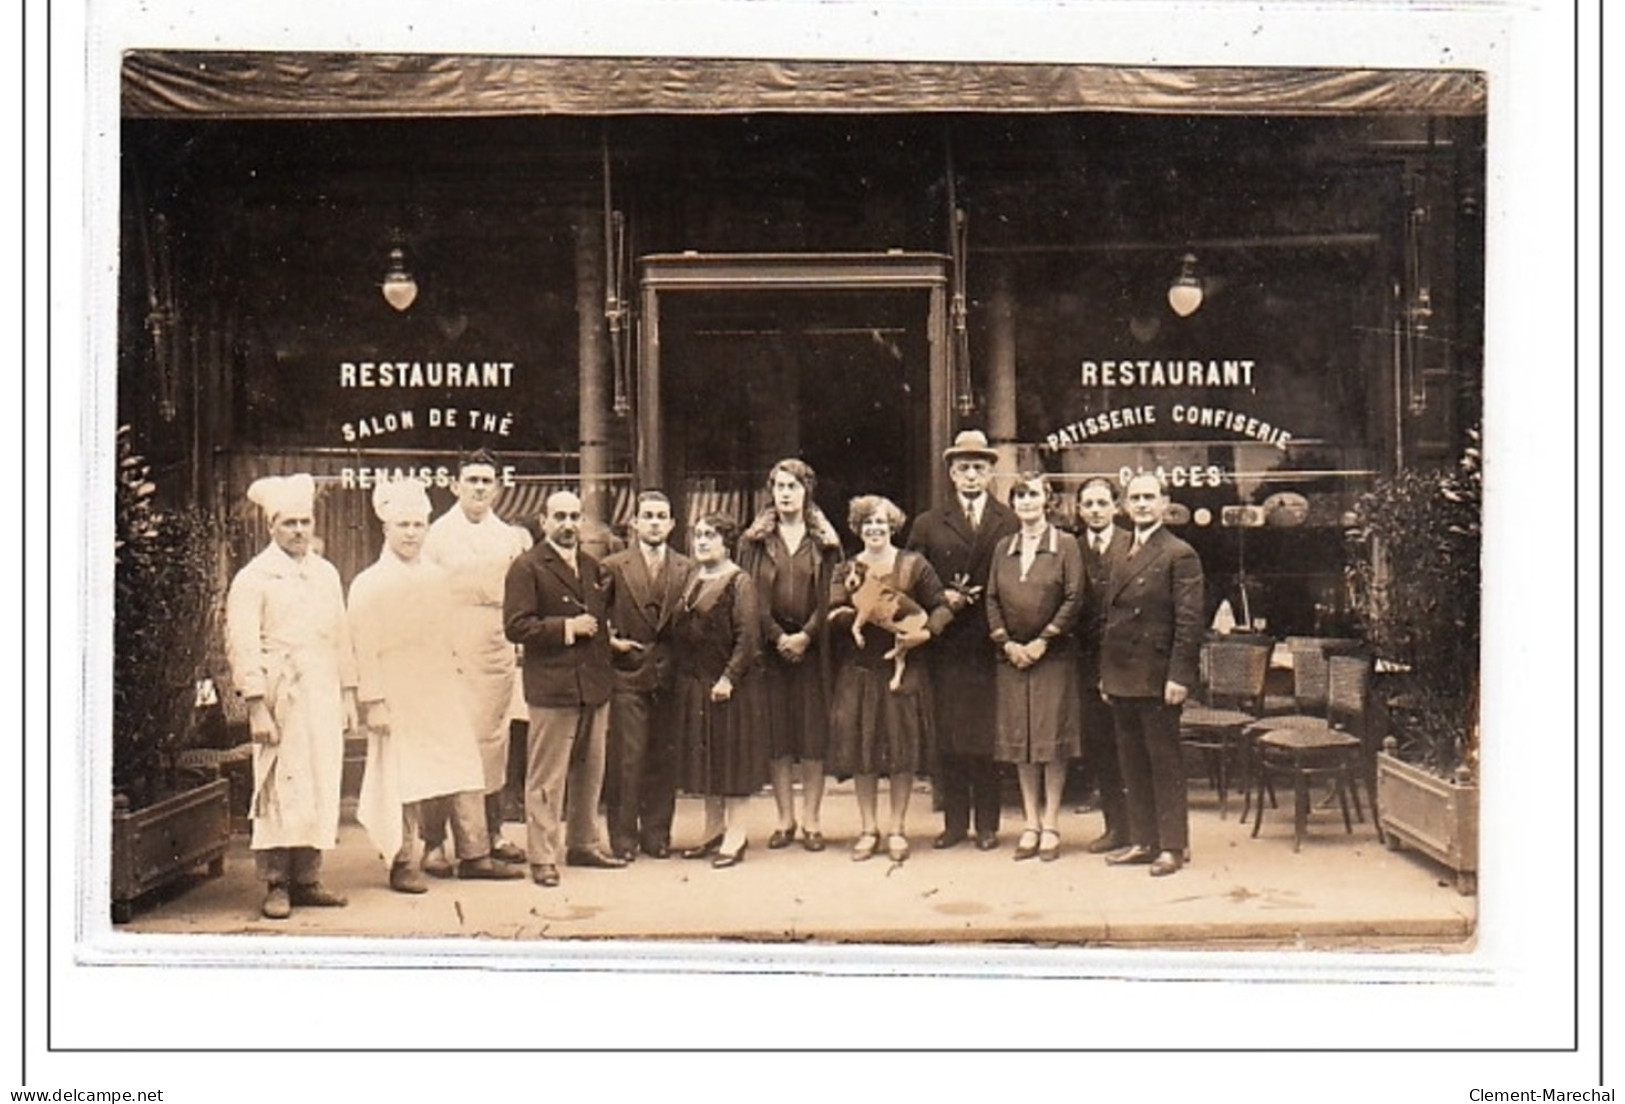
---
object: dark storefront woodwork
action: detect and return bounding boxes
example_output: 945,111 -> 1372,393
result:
118,58 -> 1484,638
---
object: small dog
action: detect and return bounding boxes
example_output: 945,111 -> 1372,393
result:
840,560 -> 930,692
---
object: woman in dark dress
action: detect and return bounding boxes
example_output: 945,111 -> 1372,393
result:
672,514 -> 764,869
827,496 -> 953,863
986,472 -> 1085,862
736,459 -> 844,852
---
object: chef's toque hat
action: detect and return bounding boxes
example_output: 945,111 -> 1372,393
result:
372,477 -> 432,523
246,473 -> 316,523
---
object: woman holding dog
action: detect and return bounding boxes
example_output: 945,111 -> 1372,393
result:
826,495 -> 952,862
671,513 -> 765,869
737,459 -> 844,852
985,472 -> 1085,862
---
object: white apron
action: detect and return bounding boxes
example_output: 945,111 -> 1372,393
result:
348,550 -> 487,860
423,508 -> 532,791
224,544 -> 356,851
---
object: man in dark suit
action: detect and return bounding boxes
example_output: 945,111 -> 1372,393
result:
1100,473 -> 1205,877
906,429 -> 1020,850
504,489 -> 626,888
1073,476 -> 1131,854
600,490 -> 694,862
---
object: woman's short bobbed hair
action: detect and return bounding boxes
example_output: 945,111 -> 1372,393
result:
692,511 -> 740,552
1010,470 -> 1053,500
846,494 -> 907,536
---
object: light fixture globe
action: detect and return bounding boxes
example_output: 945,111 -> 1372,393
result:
381,236 -> 418,312
1167,252 -> 1203,318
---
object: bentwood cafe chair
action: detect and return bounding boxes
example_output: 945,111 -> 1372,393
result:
1179,639 -> 1273,819
1241,636 -> 1361,821
1247,654 -> 1383,852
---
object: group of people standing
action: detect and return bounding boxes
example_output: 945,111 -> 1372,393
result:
907,431 -> 1205,877
223,432 -> 1204,920
225,455 -> 537,919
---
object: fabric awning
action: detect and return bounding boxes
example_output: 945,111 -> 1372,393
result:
121,52 -> 1487,119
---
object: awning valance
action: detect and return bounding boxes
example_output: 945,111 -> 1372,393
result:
121,52 -> 1486,120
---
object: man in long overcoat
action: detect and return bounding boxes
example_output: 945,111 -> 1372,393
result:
1100,473 -> 1205,877
905,429 -> 1019,849
600,490 -> 695,861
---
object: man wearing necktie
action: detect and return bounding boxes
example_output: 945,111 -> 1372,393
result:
600,490 -> 695,861
504,490 -> 626,887
1072,476 -> 1131,853
906,430 -> 1020,850
1099,473 -> 1205,877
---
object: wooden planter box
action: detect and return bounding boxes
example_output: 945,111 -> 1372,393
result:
1375,750 -> 1478,895
111,776 -> 232,923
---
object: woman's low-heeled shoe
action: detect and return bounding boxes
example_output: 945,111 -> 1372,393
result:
851,831 -> 879,862
1038,829 -> 1061,862
712,841 -> 748,869
681,835 -> 724,860
886,834 -> 910,862
801,831 -> 826,852
1012,829 -> 1041,861
766,824 -> 797,849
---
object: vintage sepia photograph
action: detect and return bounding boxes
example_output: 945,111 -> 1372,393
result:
32,0 -> 1604,1086
99,47 -> 1489,952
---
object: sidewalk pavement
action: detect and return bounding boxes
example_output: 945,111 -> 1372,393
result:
118,782 -> 1477,950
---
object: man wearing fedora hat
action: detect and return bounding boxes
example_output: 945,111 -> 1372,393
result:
906,430 -> 1019,849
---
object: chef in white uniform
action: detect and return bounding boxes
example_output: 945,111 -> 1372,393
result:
225,473 -> 358,920
420,450 -> 533,869
350,478 -> 523,891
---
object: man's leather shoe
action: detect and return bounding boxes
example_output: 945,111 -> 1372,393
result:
532,864 -> 560,888
459,857 -> 525,880
975,832 -> 1000,851
289,882 -> 348,907
1149,850 -> 1184,877
489,839 -> 528,865
611,844 -> 638,863
261,884 -> 291,920
565,847 -> 628,870
389,862 -> 429,894
1086,832 -> 1126,855
1104,844 -> 1155,865
420,851 -> 455,879
933,830 -> 967,850
641,840 -> 671,859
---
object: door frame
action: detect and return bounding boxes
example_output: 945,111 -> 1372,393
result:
636,252 -> 954,508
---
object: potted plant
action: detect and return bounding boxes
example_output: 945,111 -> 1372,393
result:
1344,428 -> 1481,894
110,425 -> 233,922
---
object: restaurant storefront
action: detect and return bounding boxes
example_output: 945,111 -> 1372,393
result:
118,54 -> 1484,636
